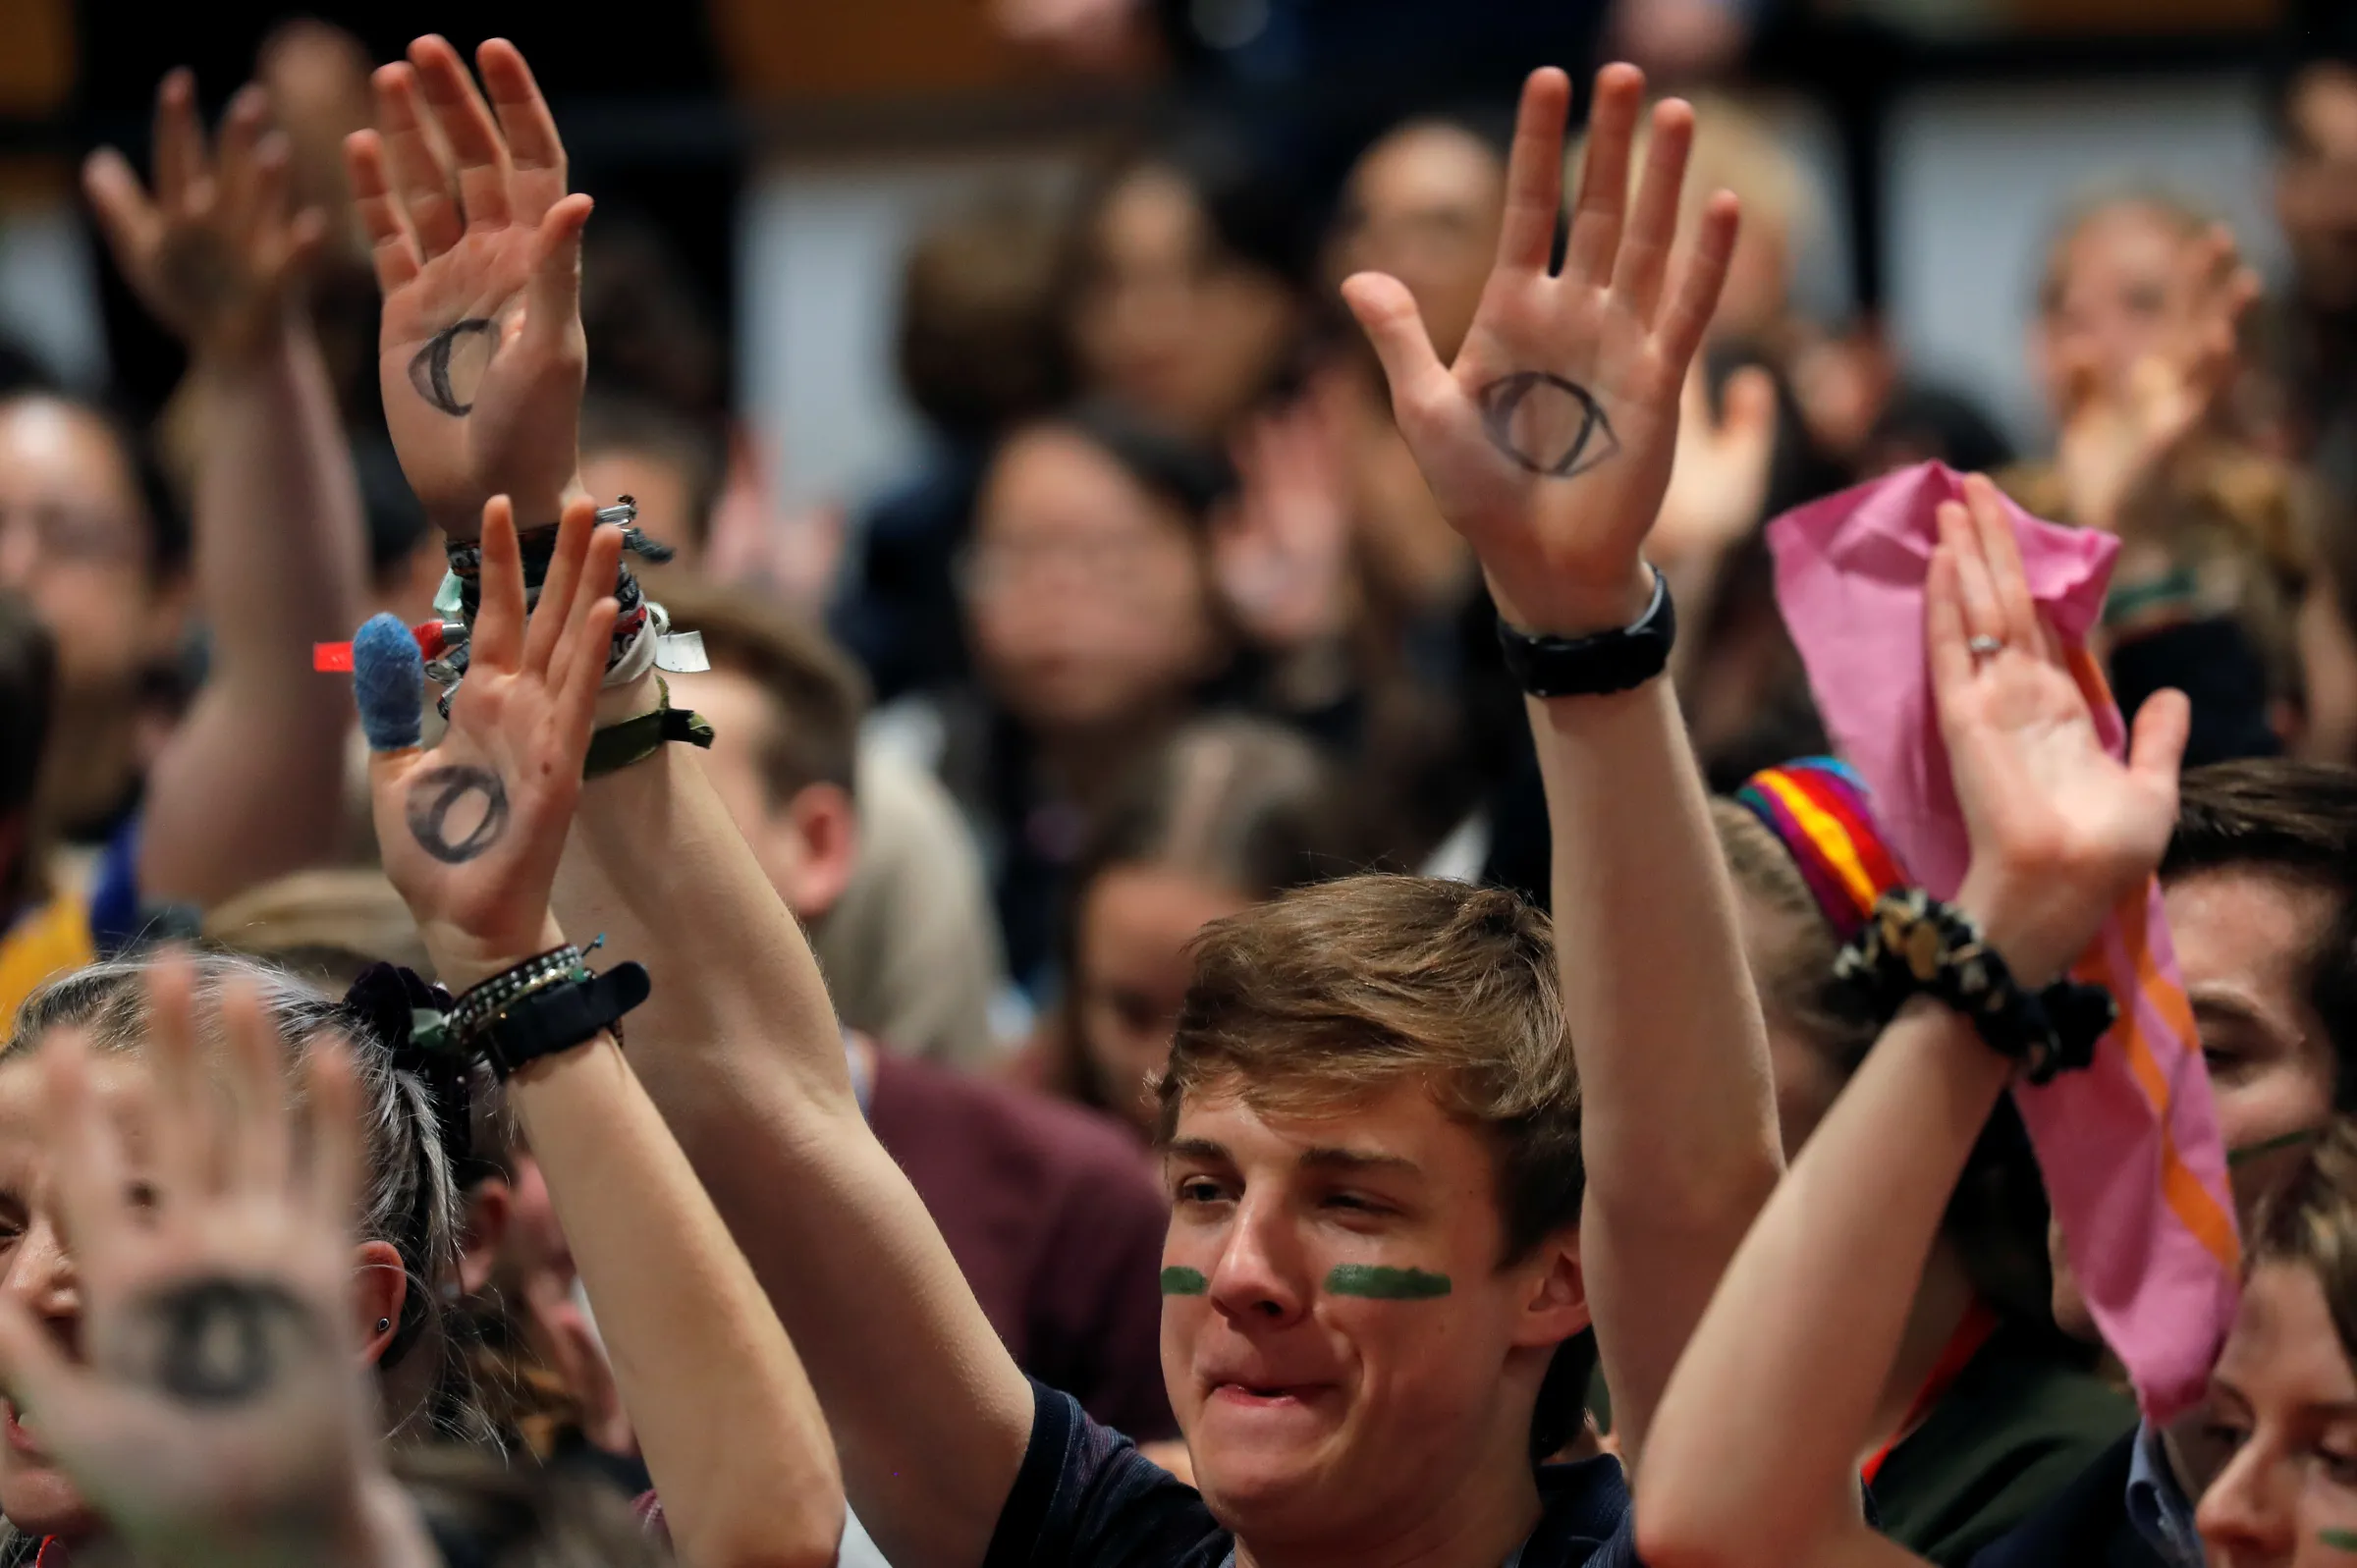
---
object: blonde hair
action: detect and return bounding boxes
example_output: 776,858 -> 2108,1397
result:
2250,1117 -> 2357,1362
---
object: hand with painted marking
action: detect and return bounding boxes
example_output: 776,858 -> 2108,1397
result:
1933,475 -> 2190,987
360,495 -> 623,986
85,71 -> 331,365
0,957 -> 431,1568
1343,65 -> 1737,638
346,36 -> 590,539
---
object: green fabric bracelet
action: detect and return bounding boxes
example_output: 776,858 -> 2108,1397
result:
584,676 -> 715,780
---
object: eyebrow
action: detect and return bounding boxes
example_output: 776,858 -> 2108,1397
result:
1165,1138 -> 1233,1167
1296,1147 -> 1421,1178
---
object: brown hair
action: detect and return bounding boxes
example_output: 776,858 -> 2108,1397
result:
2248,1116 -> 2357,1363
579,390 -> 726,554
1158,873 -> 1590,1457
899,195 -> 1071,443
660,580 -> 871,800
201,869 -> 434,989
1048,717 -> 1359,1110
2035,187 -> 2216,317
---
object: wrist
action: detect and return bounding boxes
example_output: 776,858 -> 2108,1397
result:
1952,872 -> 2078,992
424,912 -> 570,994
1488,559 -> 1656,638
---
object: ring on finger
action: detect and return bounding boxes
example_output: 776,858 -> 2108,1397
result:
1968,634 -> 2004,661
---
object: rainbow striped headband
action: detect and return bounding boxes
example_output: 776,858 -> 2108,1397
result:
1732,758 -> 1913,945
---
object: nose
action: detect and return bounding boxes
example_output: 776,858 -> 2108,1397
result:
3,1214 -> 80,1338
1206,1189 -> 1310,1328
2196,1435 -> 2296,1563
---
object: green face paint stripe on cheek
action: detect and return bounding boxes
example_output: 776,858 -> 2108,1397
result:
2229,1127 -> 2324,1166
1324,1265 -> 1452,1299
2320,1528 -> 2357,1551
1160,1267 -> 1208,1296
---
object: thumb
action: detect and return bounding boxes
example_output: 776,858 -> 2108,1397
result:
522,192 -> 593,359
352,614 -> 426,756
1341,272 -> 1449,418
82,148 -> 163,277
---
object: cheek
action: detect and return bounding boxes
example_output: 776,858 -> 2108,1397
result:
0,1451 -> 93,1538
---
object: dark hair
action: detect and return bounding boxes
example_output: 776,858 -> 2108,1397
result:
1048,717 -> 1358,1111
579,386 -> 728,553
0,596 -> 53,911
2267,7 -> 2357,147
394,1448 -> 664,1567
659,579 -> 871,799
2165,759 -> 2357,1108
1001,401 -> 1237,530
1162,874 -> 1589,1460
0,385 -> 190,579
1086,121 -> 1318,291
899,195 -> 1072,444
578,216 -> 726,419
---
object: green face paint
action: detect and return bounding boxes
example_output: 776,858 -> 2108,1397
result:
1324,1265 -> 1452,1299
2319,1528 -> 2357,1551
1160,1267 -> 1209,1296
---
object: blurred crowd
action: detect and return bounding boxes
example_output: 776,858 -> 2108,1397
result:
0,1 -> 2353,1565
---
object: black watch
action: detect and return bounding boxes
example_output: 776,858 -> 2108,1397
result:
1495,567 -> 1676,698
474,961 -> 653,1080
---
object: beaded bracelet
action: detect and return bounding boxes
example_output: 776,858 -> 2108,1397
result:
449,945 -> 593,1043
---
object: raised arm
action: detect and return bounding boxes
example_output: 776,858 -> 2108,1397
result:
346,38 -> 1032,1568
87,72 -> 367,908
1634,477 -> 2189,1567
359,495 -> 843,1568
1343,63 -> 1780,1473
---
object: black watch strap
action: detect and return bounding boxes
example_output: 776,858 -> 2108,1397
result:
476,960 -> 652,1080
1495,567 -> 1676,698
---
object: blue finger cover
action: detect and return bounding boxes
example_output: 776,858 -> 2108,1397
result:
352,614 -> 425,752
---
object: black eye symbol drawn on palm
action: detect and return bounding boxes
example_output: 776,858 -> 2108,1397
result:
408,318 -> 498,416
1477,373 -> 1622,478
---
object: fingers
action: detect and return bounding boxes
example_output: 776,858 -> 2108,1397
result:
214,84 -> 272,244
1963,474 -> 2043,655
82,148 -> 164,279
1938,497 -> 2006,652
217,977 -> 293,1201
298,1039 -> 363,1234
2128,688 -> 2192,798
141,954 -> 214,1202
1563,64 -> 1643,286
371,63 -> 464,258
477,39 -> 568,220
40,1031 -> 127,1274
151,68 -> 205,213
521,499 -> 595,677
1657,190 -> 1740,374
345,132 -> 422,291
1341,272 -> 1451,422
521,193 -> 593,363
473,497 -> 528,672
1925,542 -> 1974,698
1496,67 -> 1573,276
1612,98 -> 1695,325
409,35 -> 513,232
555,530 -> 627,737
0,1293 -> 94,1454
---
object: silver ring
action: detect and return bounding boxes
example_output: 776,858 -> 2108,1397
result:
1967,634 -> 2004,659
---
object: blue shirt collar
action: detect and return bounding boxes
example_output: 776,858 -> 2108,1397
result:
2125,1420 -> 2205,1568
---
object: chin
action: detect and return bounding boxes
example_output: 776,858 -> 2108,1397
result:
0,1464 -> 98,1542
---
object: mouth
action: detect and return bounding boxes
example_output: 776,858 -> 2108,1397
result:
4,1400 -> 45,1459
1207,1381 -> 1326,1409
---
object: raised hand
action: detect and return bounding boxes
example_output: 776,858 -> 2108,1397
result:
346,36 -> 590,539
1651,362 -> 1777,570
84,71 -> 331,364
1214,397 -> 1356,651
1933,475 -> 2190,986
2055,223 -> 2259,533
1342,65 -> 1737,637
0,960 -> 417,1566
364,496 -> 623,987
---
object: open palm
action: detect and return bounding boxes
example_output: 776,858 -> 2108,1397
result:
1343,66 -> 1737,636
348,36 -> 588,538
368,497 -> 623,983
1932,476 -> 2188,985
0,961 -> 380,1558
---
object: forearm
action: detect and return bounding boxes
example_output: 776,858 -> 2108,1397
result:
1531,675 -> 1782,1467
141,318 -> 367,904
507,1033 -> 844,1568
553,693 -> 1031,1568
1636,1000 -> 2001,1568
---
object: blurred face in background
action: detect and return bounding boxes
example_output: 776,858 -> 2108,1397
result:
1328,123 -> 1506,366
967,423 -> 1220,735
2278,63 -> 2357,314
2194,1261 -> 2357,1568
1073,861 -> 1252,1135
580,439 -> 702,572
2034,199 -> 2204,423
1071,167 -> 1299,446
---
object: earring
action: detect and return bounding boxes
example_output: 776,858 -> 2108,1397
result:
375,1318 -> 392,1334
